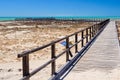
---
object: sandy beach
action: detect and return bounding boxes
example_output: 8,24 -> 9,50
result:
0,20 -> 94,80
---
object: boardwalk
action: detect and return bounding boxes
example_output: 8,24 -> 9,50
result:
65,21 -> 120,80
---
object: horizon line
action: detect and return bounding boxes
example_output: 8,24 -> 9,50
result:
0,16 -> 120,17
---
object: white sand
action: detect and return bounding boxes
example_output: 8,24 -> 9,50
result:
0,26 -> 82,80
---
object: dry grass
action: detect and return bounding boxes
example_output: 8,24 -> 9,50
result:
0,21 -> 95,80
0,21 -> 94,63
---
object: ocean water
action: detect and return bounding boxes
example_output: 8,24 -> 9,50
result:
0,16 -> 120,21
0,17 -> 16,21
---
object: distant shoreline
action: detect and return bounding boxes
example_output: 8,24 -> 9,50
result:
0,16 -> 120,21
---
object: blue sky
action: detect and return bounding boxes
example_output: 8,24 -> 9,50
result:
0,0 -> 120,17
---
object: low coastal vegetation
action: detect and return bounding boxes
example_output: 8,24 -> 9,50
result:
0,19 -> 94,63
0,18 -> 96,80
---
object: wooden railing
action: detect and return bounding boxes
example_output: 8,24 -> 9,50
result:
18,19 -> 110,80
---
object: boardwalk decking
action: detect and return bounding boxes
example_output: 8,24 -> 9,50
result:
65,21 -> 120,80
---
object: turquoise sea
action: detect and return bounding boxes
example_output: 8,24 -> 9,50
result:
0,16 -> 120,21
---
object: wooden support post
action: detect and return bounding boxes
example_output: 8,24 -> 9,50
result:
75,33 -> 78,53
92,26 -> 94,37
86,28 -> 88,43
66,37 -> 69,62
81,31 -> 84,47
90,27 -> 92,40
51,43 -> 56,75
22,55 -> 29,80
93,26 -> 95,37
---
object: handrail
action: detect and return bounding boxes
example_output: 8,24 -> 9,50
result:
18,23 -> 100,58
18,19 -> 110,80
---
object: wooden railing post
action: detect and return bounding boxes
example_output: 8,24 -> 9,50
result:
93,25 -> 95,37
86,28 -> 88,43
90,27 -> 92,40
92,26 -> 94,37
22,55 -> 29,80
93,26 -> 95,36
81,31 -> 84,47
51,43 -> 56,75
66,37 -> 69,62
75,33 -> 78,53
